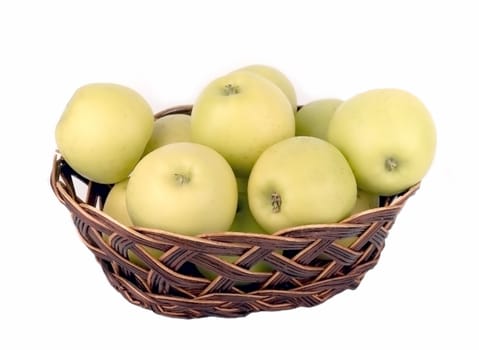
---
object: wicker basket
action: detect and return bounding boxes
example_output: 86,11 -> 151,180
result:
50,105 -> 419,319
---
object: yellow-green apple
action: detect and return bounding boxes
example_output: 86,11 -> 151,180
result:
351,189 -> 380,215
102,179 -> 163,268
295,98 -> 343,140
336,189 -> 380,248
198,254 -> 274,284
198,178 -> 271,281
328,88 -> 436,195
190,70 -> 295,176
233,64 -> 297,111
55,83 -> 154,184
229,177 -> 266,233
248,136 -> 357,233
142,113 -> 191,156
236,176 -> 248,193
103,179 -> 133,226
126,142 -> 238,235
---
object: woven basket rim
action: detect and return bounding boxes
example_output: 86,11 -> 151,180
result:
51,152 -> 419,245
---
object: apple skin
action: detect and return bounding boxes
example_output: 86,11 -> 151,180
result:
126,142 -> 238,236
142,113 -> 191,156
198,177 -> 271,283
351,189 -> 380,215
236,176 -> 248,194
197,255 -> 274,284
247,136 -> 357,233
229,178 -> 266,234
327,88 -> 436,195
103,179 -> 133,226
336,189 -> 380,248
55,83 -> 154,184
295,98 -> 343,140
102,179 -> 163,268
234,64 -> 297,111
190,70 -> 295,177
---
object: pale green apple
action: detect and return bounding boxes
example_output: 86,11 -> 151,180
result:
126,142 -> 238,235
142,113 -> 191,156
190,70 -> 295,176
55,83 -> 154,184
234,64 -> 297,111
103,179 -> 133,226
102,179 -> 163,268
236,176 -> 248,194
351,189 -> 380,215
335,189 -> 380,248
199,176 -> 271,281
197,254 -> 274,284
229,178 -> 266,234
328,88 -> 436,195
295,98 -> 343,140
248,136 -> 357,233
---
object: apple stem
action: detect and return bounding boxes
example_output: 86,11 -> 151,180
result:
271,192 -> 282,213
385,157 -> 398,172
174,173 -> 190,185
222,84 -> 240,96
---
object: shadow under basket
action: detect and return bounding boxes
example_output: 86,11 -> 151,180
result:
50,105 -> 420,319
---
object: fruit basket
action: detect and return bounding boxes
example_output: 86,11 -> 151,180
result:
50,104 -> 420,319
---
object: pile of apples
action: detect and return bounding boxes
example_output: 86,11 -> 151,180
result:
55,64 -> 436,272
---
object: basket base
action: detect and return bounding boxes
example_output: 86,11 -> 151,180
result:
97,253 -> 372,319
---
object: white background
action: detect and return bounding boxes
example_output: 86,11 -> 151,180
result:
1,0 -> 478,349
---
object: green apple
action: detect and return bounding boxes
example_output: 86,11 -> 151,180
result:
55,83 -> 154,184
234,64 -> 297,111
327,88 -> 436,195
236,176 -> 248,194
190,70 -> 295,176
102,179 -> 163,268
335,189 -> 380,248
295,98 -> 343,140
142,113 -> 191,156
126,142 -> 238,235
198,177 -> 271,282
229,178 -> 266,233
198,254 -> 274,284
248,136 -> 357,233
103,179 -> 133,226
351,189 -> 380,215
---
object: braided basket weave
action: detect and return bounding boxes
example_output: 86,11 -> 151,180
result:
50,105 -> 419,319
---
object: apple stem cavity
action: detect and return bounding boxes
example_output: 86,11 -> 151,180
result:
174,173 -> 190,185
385,157 -> 398,172
271,192 -> 282,213
222,84 -> 240,96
